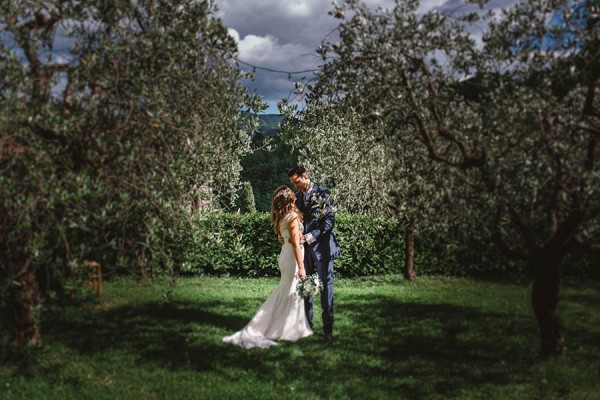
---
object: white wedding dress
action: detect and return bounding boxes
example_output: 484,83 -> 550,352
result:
222,212 -> 313,349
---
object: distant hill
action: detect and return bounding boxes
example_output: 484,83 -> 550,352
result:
257,114 -> 283,136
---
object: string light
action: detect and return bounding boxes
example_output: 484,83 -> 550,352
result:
237,59 -> 317,76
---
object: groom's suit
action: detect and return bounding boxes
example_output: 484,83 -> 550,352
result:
295,184 -> 339,336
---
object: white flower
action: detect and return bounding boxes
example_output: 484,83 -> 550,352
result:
296,273 -> 324,299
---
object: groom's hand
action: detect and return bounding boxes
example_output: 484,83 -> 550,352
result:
290,234 -> 306,244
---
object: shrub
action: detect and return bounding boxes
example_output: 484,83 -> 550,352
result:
180,213 -> 280,277
175,212 -> 597,281
180,213 -> 404,277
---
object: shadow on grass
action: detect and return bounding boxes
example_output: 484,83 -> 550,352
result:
335,297 -> 536,396
560,291 -> 600,363
38,289 -> 599,399
561,291 -> 600,309
44,300 -> 252,371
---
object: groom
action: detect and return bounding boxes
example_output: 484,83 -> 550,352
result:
288,166 -> 339,342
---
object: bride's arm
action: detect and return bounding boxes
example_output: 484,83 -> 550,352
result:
287,214 -> 306,280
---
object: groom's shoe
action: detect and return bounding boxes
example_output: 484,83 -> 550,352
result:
323,333 -> 333,343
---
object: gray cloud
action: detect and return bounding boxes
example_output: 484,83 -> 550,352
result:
2,1 -> 523,113
216,0 -> 397,113
216,0 -> 521,113
216,0 -> 336,112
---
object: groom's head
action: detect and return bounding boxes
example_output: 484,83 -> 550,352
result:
288,165 -> 311,193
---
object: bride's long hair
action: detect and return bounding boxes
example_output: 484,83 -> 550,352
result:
270,185 -> 303,235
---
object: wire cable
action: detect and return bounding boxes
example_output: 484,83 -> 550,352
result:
236,59 -> 318,77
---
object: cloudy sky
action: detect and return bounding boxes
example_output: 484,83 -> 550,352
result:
0,0 -> 522,114
214,0 -> 520,114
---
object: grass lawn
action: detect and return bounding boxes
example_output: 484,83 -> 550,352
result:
1,275 -> 599,399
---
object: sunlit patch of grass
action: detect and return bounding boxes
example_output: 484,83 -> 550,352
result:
0,275 -> 599,399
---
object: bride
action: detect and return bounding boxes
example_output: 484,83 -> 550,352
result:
222,185 -> 313,348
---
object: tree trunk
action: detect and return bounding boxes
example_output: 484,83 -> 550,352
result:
138,246 -> 147,280
531,257 -> 564,357
12,257 -> 42,347
404,216 -> 416,282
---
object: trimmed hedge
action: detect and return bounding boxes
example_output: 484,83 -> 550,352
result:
176,212 -> 598,281
179,213 -> 404,277
333,214 -> 404,276
180,213 -> 280,277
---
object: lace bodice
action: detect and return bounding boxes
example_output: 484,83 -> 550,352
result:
280,212 -> 303,241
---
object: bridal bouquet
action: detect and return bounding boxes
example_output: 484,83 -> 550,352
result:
296,273 -> 323,299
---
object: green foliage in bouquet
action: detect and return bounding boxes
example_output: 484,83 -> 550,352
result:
296,273 -> 324,299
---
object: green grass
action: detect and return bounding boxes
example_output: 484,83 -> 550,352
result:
1,275 -> 599,399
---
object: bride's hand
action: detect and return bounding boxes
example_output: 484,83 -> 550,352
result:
298,268 -> 306,280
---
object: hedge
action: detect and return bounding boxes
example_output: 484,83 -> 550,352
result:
175,212 -> 598,281
178,213 -> 404,277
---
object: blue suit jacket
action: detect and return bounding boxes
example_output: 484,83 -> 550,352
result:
295,184 -> 340,261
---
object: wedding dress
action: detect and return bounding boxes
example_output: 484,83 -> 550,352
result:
222,212 -> 313,349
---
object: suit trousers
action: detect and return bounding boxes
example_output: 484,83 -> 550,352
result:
303,246 -> 334,335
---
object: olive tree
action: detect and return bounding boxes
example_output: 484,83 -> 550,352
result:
296,0 -> 599,356
281,99 -> 453,281
281,102 -> 390,213
0,0 -> 261,346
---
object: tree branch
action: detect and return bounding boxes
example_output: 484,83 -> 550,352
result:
578,122 -> 600,135
583,65 -> 598,118
549,208 -> 558,236
400,62 -> 484,169
585,133 -> 597,173
508,207 -> 539,252
493,208 -> 529,259
547,207 -> 585,252
571,235 -> 600,255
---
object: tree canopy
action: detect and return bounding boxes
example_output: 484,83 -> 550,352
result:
283,0 -> 599,356
0,0 -> 262,346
